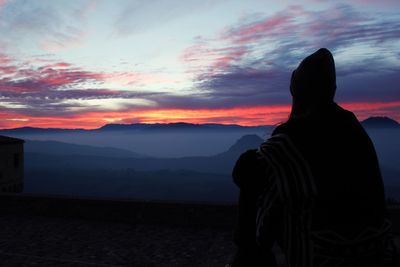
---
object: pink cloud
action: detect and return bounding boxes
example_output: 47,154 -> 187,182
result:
44,62 -> 72,68
0,55 -> 176,119
0,65 -> 17,75
40,32 -> 87,52
79,0 -> 98,20
38,67 -> 103,87
183,4 -> 400,84
0,84 -> 33,93
225,14 -> 292,44
0,57 -> 105,95
0,0 -> 7,9
105,71 -> 179,87
341,101 -> 400,122
181,43 -> 249,78
0,54 -> 11,64
2,100 -> 398,129
219,4 -> 400,51
181,43 -> 213,65
329,0 -> 399,6
213,47 -> 248,69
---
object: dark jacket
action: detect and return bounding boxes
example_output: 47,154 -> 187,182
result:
233,103 -> 390,266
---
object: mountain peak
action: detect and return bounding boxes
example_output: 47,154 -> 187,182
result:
227,134 -> 264,154
99,122 -> 206,131
361,116 -> 399,128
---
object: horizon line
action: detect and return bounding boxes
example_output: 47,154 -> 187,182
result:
0,115 -> 397,131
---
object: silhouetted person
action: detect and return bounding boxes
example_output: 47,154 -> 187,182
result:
230,48 -> 394,267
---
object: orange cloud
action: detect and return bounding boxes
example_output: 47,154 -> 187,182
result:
342,101 -> 400,121
0,105 -> 291,129
1,100 -> 399,130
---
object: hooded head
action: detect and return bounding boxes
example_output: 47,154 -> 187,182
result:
289,48 -> 337,118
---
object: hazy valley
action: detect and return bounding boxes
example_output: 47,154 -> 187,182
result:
1,118 -> 399,203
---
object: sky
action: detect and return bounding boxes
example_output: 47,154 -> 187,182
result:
0,0 -> 399,129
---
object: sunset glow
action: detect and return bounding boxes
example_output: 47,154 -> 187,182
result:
0,0 -> 399,129
1,101 -> 399,129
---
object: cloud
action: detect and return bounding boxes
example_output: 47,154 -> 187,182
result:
0,1 -> 92,52
181,43 -> 249,76
0,54 -> 225,118
1,49 -> 399,129
1,101 -> 399,129
0,62 -> 104,93
342,101 -> 400,122
0,104 -> 292,129
318,0 -> 400,7
0,54 -> 11,64
219,4 -> 400,64
222,12 -> 295,44
224,5 -> 400,49
336,71 -> 400,103
113,0 -> 219,36
0,55 -> 171,116
197,67 -> 291,108
1,2 -> 400,128
182,4 -> 400,110
0,0 -> 7,10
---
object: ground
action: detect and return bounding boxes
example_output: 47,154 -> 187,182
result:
1,195 -> 399,267
0,213 -> 235,267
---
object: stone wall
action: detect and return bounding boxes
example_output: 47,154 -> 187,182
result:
0,193 -> 237,229
0,193 -> 399,232
0,142 -> 24,193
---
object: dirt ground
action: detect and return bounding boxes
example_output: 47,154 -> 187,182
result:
0,213 -> 235,267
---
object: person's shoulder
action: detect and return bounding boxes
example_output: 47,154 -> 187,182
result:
235,149 -> 259,167
332,104 -> 375,145
334,104 -> 358,121
233,149 -> 264,186
271,119 -> 306,141
272,121 -> 291,136
333,104 -> 364,129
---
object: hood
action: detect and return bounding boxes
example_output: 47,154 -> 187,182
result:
290,48 -> 336,102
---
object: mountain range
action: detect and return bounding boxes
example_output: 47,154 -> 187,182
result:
1,116 -> 398,134
25,134 -> 264,174
25,140 -> 144,158
20,127 -> 400,201
2,116 -> 398,201
24,134 -> 264,201
0,122 -> 272,134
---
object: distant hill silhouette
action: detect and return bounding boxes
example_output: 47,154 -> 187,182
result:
25,134 -> 264,174
25,140 -> 144,158
361,116 -> 399,128
2,118 -> 399,134
22,132 -> 400,201
100,122 -> 211,131
0,126 -> 86,134
0,123 -> 272,134
223,134 -> 264,155
97,122 -> 271,132
24,134 -> 264,201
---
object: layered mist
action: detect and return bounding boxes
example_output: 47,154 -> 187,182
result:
1,120 -> 399,203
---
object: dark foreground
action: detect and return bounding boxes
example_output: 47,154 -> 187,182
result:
0,194 -> 399,267
0,194 -> 237,267
0,213 -> 234,267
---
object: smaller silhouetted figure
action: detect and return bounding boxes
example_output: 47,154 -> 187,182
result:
230,48 -> 396,267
